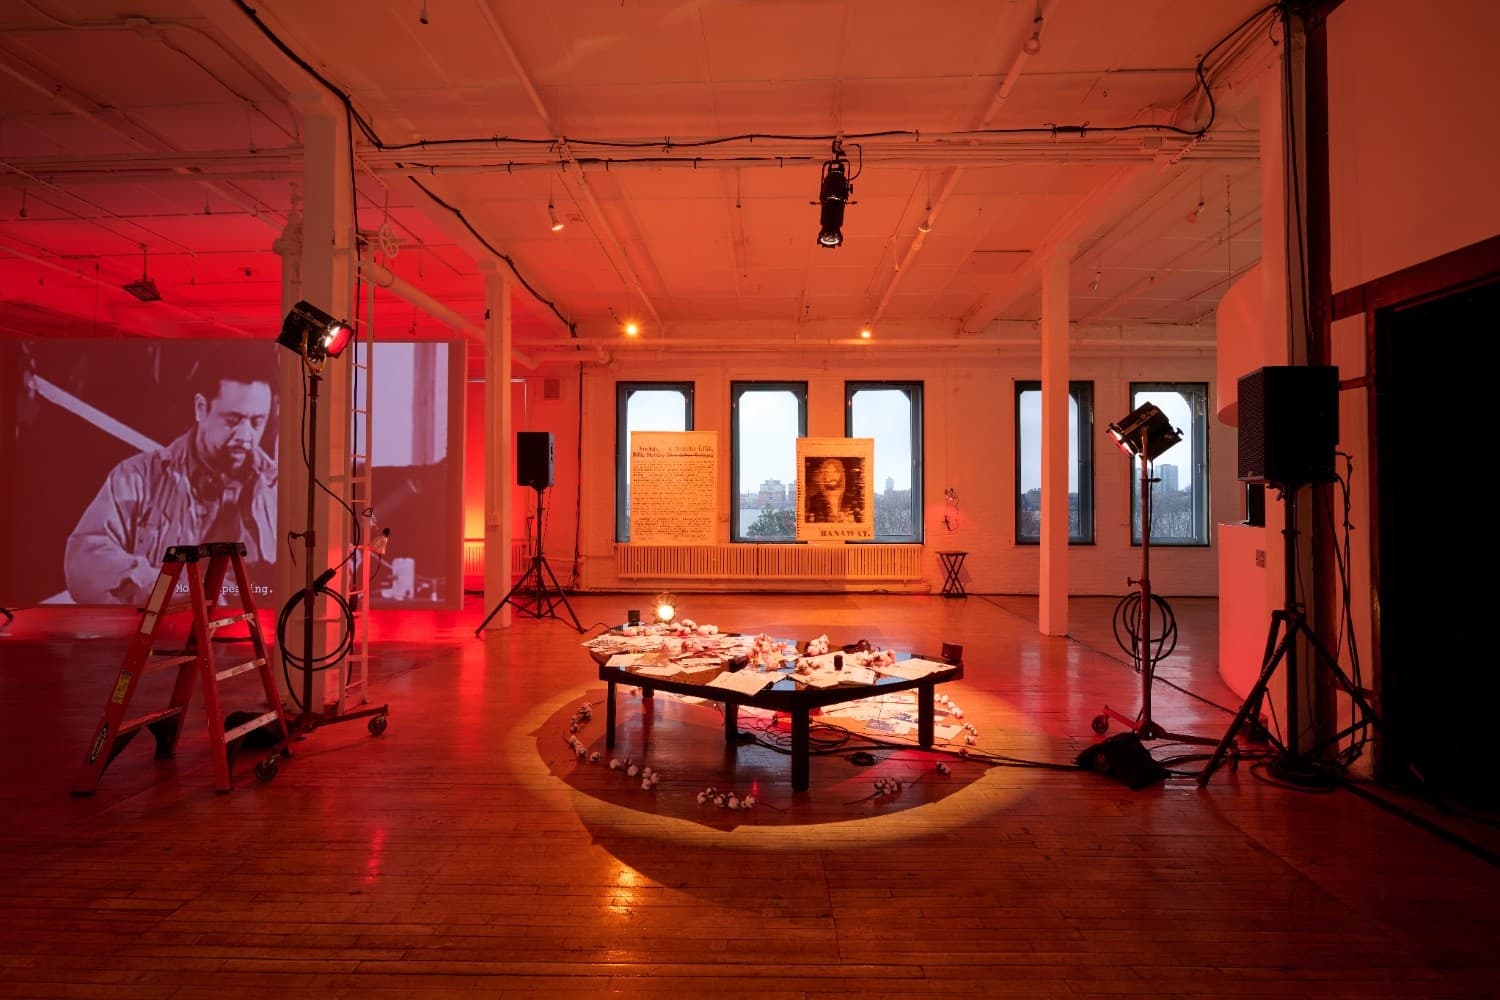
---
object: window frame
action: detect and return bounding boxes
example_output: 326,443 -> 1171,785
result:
1014,380 -> 1095,545
730,380 -> 808,544
615,381 -> 694,542
1128,381 -> 1210,547
844,380 -> 924,544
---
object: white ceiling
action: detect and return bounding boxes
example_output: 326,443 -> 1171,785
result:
0,0 -> 1273,357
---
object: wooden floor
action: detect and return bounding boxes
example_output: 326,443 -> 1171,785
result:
1,593 -> 1496,998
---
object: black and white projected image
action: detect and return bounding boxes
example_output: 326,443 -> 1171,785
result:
3,340 -> 281,607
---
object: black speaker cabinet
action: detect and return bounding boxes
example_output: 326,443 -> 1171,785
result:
1237,365 -> 1338,486
517,431 -> 554,489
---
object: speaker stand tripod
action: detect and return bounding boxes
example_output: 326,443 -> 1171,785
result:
1199,482 -> 1383,786
1094,451 -> 1218,748
475,485 -> 583,635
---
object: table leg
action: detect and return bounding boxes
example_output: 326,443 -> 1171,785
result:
605,680 -> 617,748
791,708 -> 810,792
723,702 -> 739,744
918,681 -> 935,747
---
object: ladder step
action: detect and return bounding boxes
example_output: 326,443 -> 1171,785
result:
143,653 -> 197,672
206,612 -> 254,631
120,705 -> 187,735
222,709 -> 282,745
215,657 -> 266,683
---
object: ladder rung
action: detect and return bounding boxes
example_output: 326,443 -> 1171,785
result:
143,653 -> 197,672
222,710 -> 281,745
215,657 -> 266,683
119,706 -> 186,735
207,612 -> 254,631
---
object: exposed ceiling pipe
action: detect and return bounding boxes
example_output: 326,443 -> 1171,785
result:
514,334 -> 1209,355
473,0 -> 663,334
356,258 -> 540,369
1076,209 -> 1263,322
0,50 -> 286,232
865,0 -> 1064,330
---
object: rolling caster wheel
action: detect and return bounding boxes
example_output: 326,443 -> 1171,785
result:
255,757 -> 278,782
368,714 -> 388,736
1091,714 -> 1109,734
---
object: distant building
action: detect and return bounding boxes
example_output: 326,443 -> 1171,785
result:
1159,465 -> 1180,493
756,478 -> 788,506
885,476 -> 895,495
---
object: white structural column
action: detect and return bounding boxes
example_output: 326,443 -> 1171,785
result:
278,92 -> 355,707
480,263 -> 514,629
1038,250 -> 1072,636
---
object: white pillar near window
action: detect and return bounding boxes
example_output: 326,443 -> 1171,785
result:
1038,248 -> 1072,636
480,263 -> 514,629
280,92 -> 354,707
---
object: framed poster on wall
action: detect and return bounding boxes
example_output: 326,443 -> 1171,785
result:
796,437 -> 874,542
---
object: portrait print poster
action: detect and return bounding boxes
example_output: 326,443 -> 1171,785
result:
796,437 -> 874,542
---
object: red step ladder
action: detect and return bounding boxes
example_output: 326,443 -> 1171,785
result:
72,541 -> 291,795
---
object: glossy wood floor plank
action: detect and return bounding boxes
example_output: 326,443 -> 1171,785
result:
1,593 -> 1496,998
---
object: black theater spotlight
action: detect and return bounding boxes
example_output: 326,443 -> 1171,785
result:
815,140 -> 856,248
1106,400 -> 1181,462
276,299 -> 353,365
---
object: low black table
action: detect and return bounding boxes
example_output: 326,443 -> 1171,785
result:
595,648 -> 962,792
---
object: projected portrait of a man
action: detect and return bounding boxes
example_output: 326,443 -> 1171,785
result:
63,357 -> 278,605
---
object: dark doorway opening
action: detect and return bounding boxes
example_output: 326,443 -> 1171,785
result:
1375,277 -> 1500,812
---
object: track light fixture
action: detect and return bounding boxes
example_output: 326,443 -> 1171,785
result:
548,173 -> 565,232
1023,1 -> 1043,54
815,139 -> 854,248
122,245 -> 161,302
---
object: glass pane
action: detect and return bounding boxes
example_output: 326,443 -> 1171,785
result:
850,388 -> 914,539
620,389 -> 687,540
1130,386 -> 1206,544
736,389 -> 800,541
1017,385 -> 1082,543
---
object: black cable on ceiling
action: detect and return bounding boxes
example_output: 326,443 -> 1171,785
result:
229,0 -> 574,335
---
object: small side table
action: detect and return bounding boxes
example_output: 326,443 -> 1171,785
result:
937,550 -> 967,599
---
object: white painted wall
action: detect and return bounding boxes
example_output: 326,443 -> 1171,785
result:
508,327 -> 1228,598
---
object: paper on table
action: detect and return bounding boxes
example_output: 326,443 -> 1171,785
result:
634,664 -> 684,678
606,653 -> 646,668
706,670 -> 774,696
876,657 -> 953,680
677,658 -> 724,676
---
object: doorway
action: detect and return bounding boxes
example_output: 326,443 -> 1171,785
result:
1374,278 -> 1499,811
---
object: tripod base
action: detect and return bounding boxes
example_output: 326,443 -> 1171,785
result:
286,702 -> 390,739
475,550 -> 583,635
1092,704 -> 1223,747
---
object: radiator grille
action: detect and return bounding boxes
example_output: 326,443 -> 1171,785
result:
463,539 -> 530,577
614,544 -> 922,581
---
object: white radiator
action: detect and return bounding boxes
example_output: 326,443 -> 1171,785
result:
463,539 -> 530,577
614,544 -> 922,581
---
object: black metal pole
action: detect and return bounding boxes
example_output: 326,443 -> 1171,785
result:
1282,484 -> 1302,759
300,370 -> 320,729
1139,448 -> 1153,729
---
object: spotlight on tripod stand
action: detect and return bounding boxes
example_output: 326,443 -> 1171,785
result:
1090,401 -> 1217,751
273,301 -> 389,741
